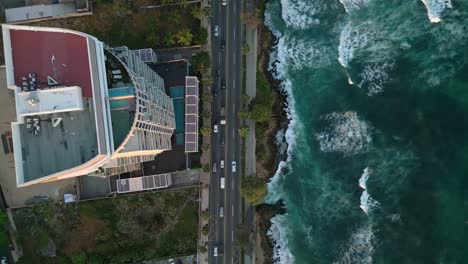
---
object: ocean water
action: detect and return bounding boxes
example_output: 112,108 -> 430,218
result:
264,0 -> 468,263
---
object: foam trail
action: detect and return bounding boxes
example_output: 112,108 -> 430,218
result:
280,0 -> 321,29
339,0 -> 372,13
333,225 -> 375,264
359,167 -> 372,189
338,22 -> 372,67
420,0 -> 452,23
268,215 -> 295,264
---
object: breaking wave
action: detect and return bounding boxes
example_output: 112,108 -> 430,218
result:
277,36 -> 333,72
357,62 -> 394,96
280,0 -> 321,29
268,215 -> 295,263
420,0 -> 452,23
333,224 -> 375,264
339,0 -> 372,13
360,190 -> 380,214
315,111 -> 373,156
359,167 -> 372,189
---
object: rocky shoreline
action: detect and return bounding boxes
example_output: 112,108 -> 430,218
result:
254,4 -> 290,263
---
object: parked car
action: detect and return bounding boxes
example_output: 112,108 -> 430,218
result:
214,25 -> 219,37
232,161 -> 236,172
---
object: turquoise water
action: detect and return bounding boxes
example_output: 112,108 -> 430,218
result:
170,86 -> 186,98
265,0 -> 468,263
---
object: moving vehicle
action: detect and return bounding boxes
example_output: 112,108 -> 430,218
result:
220,160 -> 225,168
212,85 -> 218,97
222,0 -> 227,6
219,205 -> 224,217
214,25 -> 219,37
232,161 -> 236,172
220,39 -> 225,51
213,124 -> 218,133
214,246 -> 219,257
220,119 -> 226,125
219,243 -> 224,256
220,106 -> 225,119
221,135 -> 225,145
168,259 -> 175,264
212,162 -> 217,173
220,177 -> 225,189
221,80 -> 226,90
216,70 -> 220,77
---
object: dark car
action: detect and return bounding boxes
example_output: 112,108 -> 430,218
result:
212,85 -> 218,97
219,243 -> 224,256
221,80 -> 226,90
220,39 -> 225,51
221,135 -> 225,145
216,70 -> 220,77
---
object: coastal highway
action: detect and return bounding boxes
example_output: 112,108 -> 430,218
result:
208,0 -> 243,263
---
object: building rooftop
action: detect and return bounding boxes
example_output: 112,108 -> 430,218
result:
2,25 -> 113,186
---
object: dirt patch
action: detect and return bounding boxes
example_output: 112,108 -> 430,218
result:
62,215 -> 107,255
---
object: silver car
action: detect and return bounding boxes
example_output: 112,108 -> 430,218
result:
214,25 -> 219,37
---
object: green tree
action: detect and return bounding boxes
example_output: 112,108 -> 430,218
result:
199,244 -> 207,253
201,209 -> 210,220
241,94 -> 251,106
70,252 -> 87,264
238,127 -> 249,137
163,32 -> 176,47
174,29 -> 193,46
250,103 -> 270,122
202,6 -> 212,17
201,127 -> 211,136
191,51 -> 211,74
202,163 -> 211,173
202,224 -> 209,235
239,111 -> 250,120
191,6 -> 203,19
202,76 -> 213,87
168,11 -> 183,26
240,175 -> 267,205
202,94 -> 213,103
242,42 -> 250,55
192,27 -> 208,45
180,0 -> 189,9
201,144 -> 210,152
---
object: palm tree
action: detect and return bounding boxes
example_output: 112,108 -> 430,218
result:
238,127 -> 249,137
175,29 -> 193,46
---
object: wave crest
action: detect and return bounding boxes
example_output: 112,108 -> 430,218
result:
339,0 -> 372,13
268,215 -> 295,264
315,111 -> 373,155
333,225 -> 375,264
420,0 -> 452,23
280,0 -> 321,29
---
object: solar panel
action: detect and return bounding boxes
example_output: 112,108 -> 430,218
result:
116,174 -> 170,193
133,49 -> 157,63
185,76 -> 199,153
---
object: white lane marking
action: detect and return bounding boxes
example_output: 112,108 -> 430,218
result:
234,30 -> 236,41
233,54 -> 236,64
218,55 -> 221,64
232,231 -> 234,241
232,205 -> 234,216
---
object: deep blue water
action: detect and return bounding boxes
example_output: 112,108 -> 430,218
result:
265,0 -> 468,263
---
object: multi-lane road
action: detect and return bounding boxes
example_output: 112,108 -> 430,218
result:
208,0 -> 242,263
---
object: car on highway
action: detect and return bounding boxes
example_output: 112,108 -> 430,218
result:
220,177 -> 225,189
213,124 -> 218,133
219,243 -> 224,256
219,205 -> 224,217
220,39 -> 225,51
221,79 -> 226,90
212,162 -> 217,173
216,70 -> 220,77
212,85 -> 218,97
221,135 -> 225,145
168,259 -> 175,264
220,160 -> 224,168
222,0 -> 227,6
232,161 -> 236,172
214,25 -> 219,37
213,246 -> 218,257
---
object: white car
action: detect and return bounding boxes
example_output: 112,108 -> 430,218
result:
214,25 -> 219,37
222,0 -> 227,6
220,160 -> 224,169
213,124 -> 218,133
219,205 -> 224,217
212,162 -> 217,173
214,246 -> 219,256
231,161 -> 236,172
168,259 -> 175,264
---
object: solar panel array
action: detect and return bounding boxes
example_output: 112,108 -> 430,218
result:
133,48 -> 157,63
185,76 -> 199,153
116,174 -> 171,193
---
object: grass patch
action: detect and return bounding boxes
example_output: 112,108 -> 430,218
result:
14,188 -> 199,264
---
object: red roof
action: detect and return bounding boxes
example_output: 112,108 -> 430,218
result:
10,29 -> 93,97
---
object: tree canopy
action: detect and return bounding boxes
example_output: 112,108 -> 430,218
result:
240,176 -> 267,205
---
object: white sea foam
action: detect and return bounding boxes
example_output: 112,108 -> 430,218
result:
315,111 -> 373,156
280,0 -> 321,29
333,225 -> 375,264
268,215 -> 295,263
339,0 -> 372,13
265,2 -> 282,38
360,190 -> 380,214
338,22 -> 370,67
359,167 -> 372,189
358,63 -> 394,96
420,0 -> 452,23
277,36 -> 332,71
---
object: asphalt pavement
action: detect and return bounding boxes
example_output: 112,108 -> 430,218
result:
208,0 -> 243,263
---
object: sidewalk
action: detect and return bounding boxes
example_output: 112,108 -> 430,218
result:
243,24 -> 258,264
